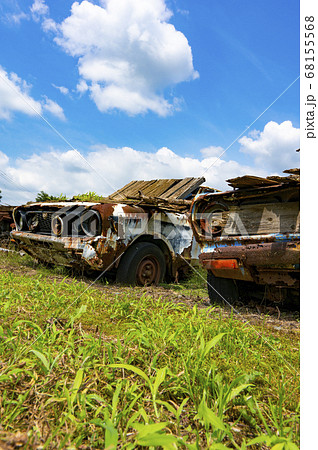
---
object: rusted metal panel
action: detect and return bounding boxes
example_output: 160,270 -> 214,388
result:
0,205 -> 15,235
200,241 -> 300,267
256,269 -> 299,287
0,212 -> 12,223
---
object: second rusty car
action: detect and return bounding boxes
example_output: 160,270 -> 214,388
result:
190,169 -> 300,305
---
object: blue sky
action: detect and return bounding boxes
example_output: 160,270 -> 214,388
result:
0,0 -> 300,204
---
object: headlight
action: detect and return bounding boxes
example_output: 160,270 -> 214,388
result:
52,215 -> 64,236
80,210 -> 101,237
13,209 -> 26,231
194,202 -> 228,238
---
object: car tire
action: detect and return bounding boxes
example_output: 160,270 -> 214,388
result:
207,270 -> 238,305
116,242 -> 166,286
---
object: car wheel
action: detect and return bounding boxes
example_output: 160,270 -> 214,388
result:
207,270 -> 238,305
116,242 -> 166,286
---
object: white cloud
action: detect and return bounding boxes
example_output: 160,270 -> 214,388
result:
52,84 -> 69,95
0,145 -> 253,205
39,0 -> 198,116
42,17 -> 58,33
30,0 -> 49,22
6,11 -> 29,25
177,9 -> 189,16
1,1 -> 29,26
239,120 -> 300,172
0,66 -> 66,121
0,121 -> 300,205
42,96 -> 66,120
0,67 -> 42,119
76,79 -> 88,95
0,150 -> 9,167
200,146 -> 224,158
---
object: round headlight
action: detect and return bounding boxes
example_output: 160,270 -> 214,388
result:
195,202 -> 228,238
81,210 -> 101,237
52,216 -> 63,236
14,210 -> 26,231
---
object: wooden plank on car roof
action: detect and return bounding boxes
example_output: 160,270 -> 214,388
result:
106,180 -> 139,200
106,181 -> 135,199
162,178 -> 192,198
283,168 -> 300,175
105,177 -> 205,202
123,180 -> 156,199
266,176 -> 289,183
0,205 -> 15,212
112,179 -> 180,200
266,175 -> 300,184
138,180 -> 167,196
107,179 -> 171,201
146,179 -> 178,197
125,180 -> 147,195
226,175 -> 279,189
163,177 -> 205,199
147,179 -> 171,197
136,180 -> 162,195
175,177 -> 206,199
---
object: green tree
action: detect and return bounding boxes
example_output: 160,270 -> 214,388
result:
35,191 -> 104,203
35,191 -> 68,202
73,191 -> 105,202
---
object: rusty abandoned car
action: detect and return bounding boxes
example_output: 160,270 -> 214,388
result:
11,178 -> 208,285
190,168 -> 300,304
0,205 -> 14,240
10,169 -> 300,300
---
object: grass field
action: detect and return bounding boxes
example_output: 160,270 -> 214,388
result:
0,251 -> 300,449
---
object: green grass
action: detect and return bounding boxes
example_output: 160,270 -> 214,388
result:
0,251 -> 300,449
161,265 -> 208,299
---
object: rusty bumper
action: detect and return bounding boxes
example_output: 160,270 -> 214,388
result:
200,241 -> 300,265
10,231 -> 124,271
199,240 -> 300,286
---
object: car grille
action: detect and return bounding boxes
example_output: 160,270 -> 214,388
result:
24,210 -> 53,234
37,212 -> 53,233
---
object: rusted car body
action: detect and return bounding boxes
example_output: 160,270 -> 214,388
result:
0,205 -> 14,238
11,178 -> 207,285
190,169 -> 300,303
